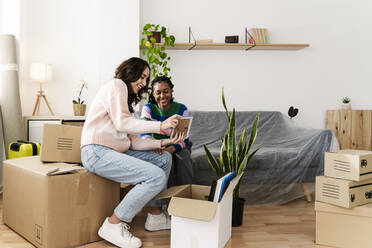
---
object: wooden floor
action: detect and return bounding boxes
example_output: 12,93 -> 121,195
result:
0,194 -> 330,248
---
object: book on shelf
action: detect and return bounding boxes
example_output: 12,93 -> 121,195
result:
248,28 -> 270,44
208,171 -> 237,203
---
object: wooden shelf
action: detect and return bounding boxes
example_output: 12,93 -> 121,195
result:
140,43 -> 309,51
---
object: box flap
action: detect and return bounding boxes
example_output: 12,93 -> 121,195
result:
328,150 -> 372,155
3,156 -> 85,176
154,184 -> 190,200
46,165 -> 85,176
315,201 -> 372,218
168,197 -> 218,221
221,173 -> 243,200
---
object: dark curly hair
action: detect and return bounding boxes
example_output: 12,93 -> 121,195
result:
148,76 -> 174,104
114,57 -> 150,113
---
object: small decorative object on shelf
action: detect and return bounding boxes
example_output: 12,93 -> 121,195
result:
72,80 -> 88,116
341,96 -> 351,110
225,35 -> 239,43
288,106 -> 299,119
141,24 -> 175,78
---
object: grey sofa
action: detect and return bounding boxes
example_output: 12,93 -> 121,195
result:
188,111 -> 335,205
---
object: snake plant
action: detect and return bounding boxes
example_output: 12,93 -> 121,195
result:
203,87 -> 260,201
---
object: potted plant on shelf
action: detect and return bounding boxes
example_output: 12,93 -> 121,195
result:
72,80 -> 88,116
203,87 -> 260,227
341,97 -> 351,110
141,24 -> 175,78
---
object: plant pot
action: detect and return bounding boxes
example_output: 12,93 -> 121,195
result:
341,103 -> 351,110
73,104 -> 86,116
147,31 -> 161,43
232,197 -> 245,227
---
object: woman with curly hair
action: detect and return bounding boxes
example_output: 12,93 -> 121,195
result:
81,58 -> 185,248
141,76 -> 193,187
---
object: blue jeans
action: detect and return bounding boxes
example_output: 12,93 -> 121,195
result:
81,144 -> 172,223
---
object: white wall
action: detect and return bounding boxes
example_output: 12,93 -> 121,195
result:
141,0 -> 372,128
0,0 -> 20,36
19,0 -> 140,116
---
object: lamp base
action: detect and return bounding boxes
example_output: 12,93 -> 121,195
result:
32,86 -> 54,116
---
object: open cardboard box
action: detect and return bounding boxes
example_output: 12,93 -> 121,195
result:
3,156 -> 120,248
155,173 -> 243,248
40,124 -> 83,163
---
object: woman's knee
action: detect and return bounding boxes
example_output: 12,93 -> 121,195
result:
147,167 -> 167,190
162,151 -> 173,168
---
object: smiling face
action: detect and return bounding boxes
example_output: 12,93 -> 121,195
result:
129,67 -> 149,94
153,81 -> 173,110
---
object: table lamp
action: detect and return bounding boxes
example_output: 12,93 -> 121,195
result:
30,63 -> 54,116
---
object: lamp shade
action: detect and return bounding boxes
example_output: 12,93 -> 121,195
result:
30,63 -> 52,83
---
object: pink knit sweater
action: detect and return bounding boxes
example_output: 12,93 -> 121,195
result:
81,78 -> 162,152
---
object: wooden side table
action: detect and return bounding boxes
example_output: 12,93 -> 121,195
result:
326,110 -> 372,150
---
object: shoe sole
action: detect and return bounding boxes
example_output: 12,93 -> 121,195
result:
144,224 -> 171,232
98,228 -> 141,248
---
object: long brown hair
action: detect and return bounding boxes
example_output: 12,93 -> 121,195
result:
114,57 -> 150,113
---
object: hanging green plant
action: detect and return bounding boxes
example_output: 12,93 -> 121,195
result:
141,24 -> 175,78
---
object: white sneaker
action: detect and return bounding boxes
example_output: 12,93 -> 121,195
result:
144,213 -> 171,231
98,217 -> 141,248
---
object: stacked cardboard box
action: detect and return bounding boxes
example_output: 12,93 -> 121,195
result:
3,124 -> 120,247
315,150 -> 372,248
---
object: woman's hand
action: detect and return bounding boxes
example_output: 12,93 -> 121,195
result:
160,114 -> 181,131
160,132 -> 186,147
164,145 -> 176,155
153,148 -> 164,155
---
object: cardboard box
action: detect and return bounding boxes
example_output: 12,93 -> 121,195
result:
316,176 -> 372,208
316,201 -> 372,248
155,174 -> 242,248
325,150 -> 372,181
40,124 -> 83,163
3,156 -> 120,248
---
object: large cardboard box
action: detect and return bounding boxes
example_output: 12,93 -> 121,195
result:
155,174 -> 242,248
40,124 -> 83,163
316,201 -> 372,248
316,176 -> 372,208
3,156 -> 120,248
325,150 -> 372,181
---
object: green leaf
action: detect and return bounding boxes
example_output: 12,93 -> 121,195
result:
161,26 -> 166,36
72,100 -> 78,104
222,87 -> 230,119
141,38 -> 146,46
143,24 -> 151,30
142,50 -> 146,56
247,114 -> 260,152
161,47 -> 165,51
170,35 -> 175,44
238,128 -> 246,163
81,100 -> 85,104
160,52 -> 167,59
231,109 -> 237,171
237,147 -> 260,175
155,24 -> 160,31
203,145 -> 222,176
150,38 -> 156,44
